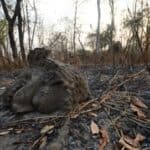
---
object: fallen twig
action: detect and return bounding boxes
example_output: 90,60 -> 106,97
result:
1,115 -> 66,128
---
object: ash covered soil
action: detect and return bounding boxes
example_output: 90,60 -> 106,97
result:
0,65 -> 150,150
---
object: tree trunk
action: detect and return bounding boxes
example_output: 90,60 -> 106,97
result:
0,0 -> 24,60
8,22 -> 18,59
73,0 -> 78,55
109,0 -> 115,68
96,0 -> 101,53
31,0 -> 37,49
109,0 -> 115,48
18,1 -> 26,62
25,4 -> 31,50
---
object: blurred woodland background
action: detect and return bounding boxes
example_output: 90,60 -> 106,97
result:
0,0 -> 149,70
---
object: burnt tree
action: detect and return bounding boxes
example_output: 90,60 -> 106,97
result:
17,0 -> 26,61
0,0 -> 26,61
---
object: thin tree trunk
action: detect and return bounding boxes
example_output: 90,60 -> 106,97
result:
1,0 -> 18,59
8,22 -> 18,59
109,0 -> 115,68
22,0 -> 26,42
18,1 -> 26,62
31,0 -> 37,49
96,0 -> 101,53
73,0 -> 78,55
26,4 -> 31,50
127,2 -> 150,72
0,0 -> 23,60
109,0 -> 115,48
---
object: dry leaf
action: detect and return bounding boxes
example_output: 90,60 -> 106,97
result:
90,121 -> 99,134
1,79 -> 13,86
92,103 -> 98,107
119,137 -> 139,150
88,112 -> 98,117
0,87 -> 6,90
8,128 -> 13,131
16,130 -> 22,134
119,133 -> 145,150
47,130 -> 53,135
123,135 -> 138,147
40,125 -> 54,134
39,136 -> 47,150
99,128 -> 110,150
15,129 -> 25,134
71,113 -> 79,119
134,133 -> 145,144
130,104 -> 146,119
100,93 -> 112,104
132,97 -> 148,109
0,131 -> 10,136
15,128 -> 25,134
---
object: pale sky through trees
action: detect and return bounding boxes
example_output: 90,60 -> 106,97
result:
37,0 -> 135,36
0,0 -> 146,46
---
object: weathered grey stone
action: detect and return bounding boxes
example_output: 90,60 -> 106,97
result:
2,48 -> 91,113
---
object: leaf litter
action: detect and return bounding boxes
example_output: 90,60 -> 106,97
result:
0,66 -> 150,150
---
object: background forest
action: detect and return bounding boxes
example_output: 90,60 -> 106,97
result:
0,0 -> 149,69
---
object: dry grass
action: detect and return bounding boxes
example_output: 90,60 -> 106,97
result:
0,49 -> 150,70
0,56 -> 25,71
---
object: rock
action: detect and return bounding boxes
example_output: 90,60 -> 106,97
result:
32,85 -> 70,113
2,48 -> 91,113
12,68 -> 45,113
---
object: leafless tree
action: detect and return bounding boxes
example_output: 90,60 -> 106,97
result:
0,0 -> 20,59
37,18 -> 44,47
24,0 -> 38,50
125,0 -> 150,71
0,0 -> 26,61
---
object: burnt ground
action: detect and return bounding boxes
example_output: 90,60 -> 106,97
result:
0,65 -> 150,150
